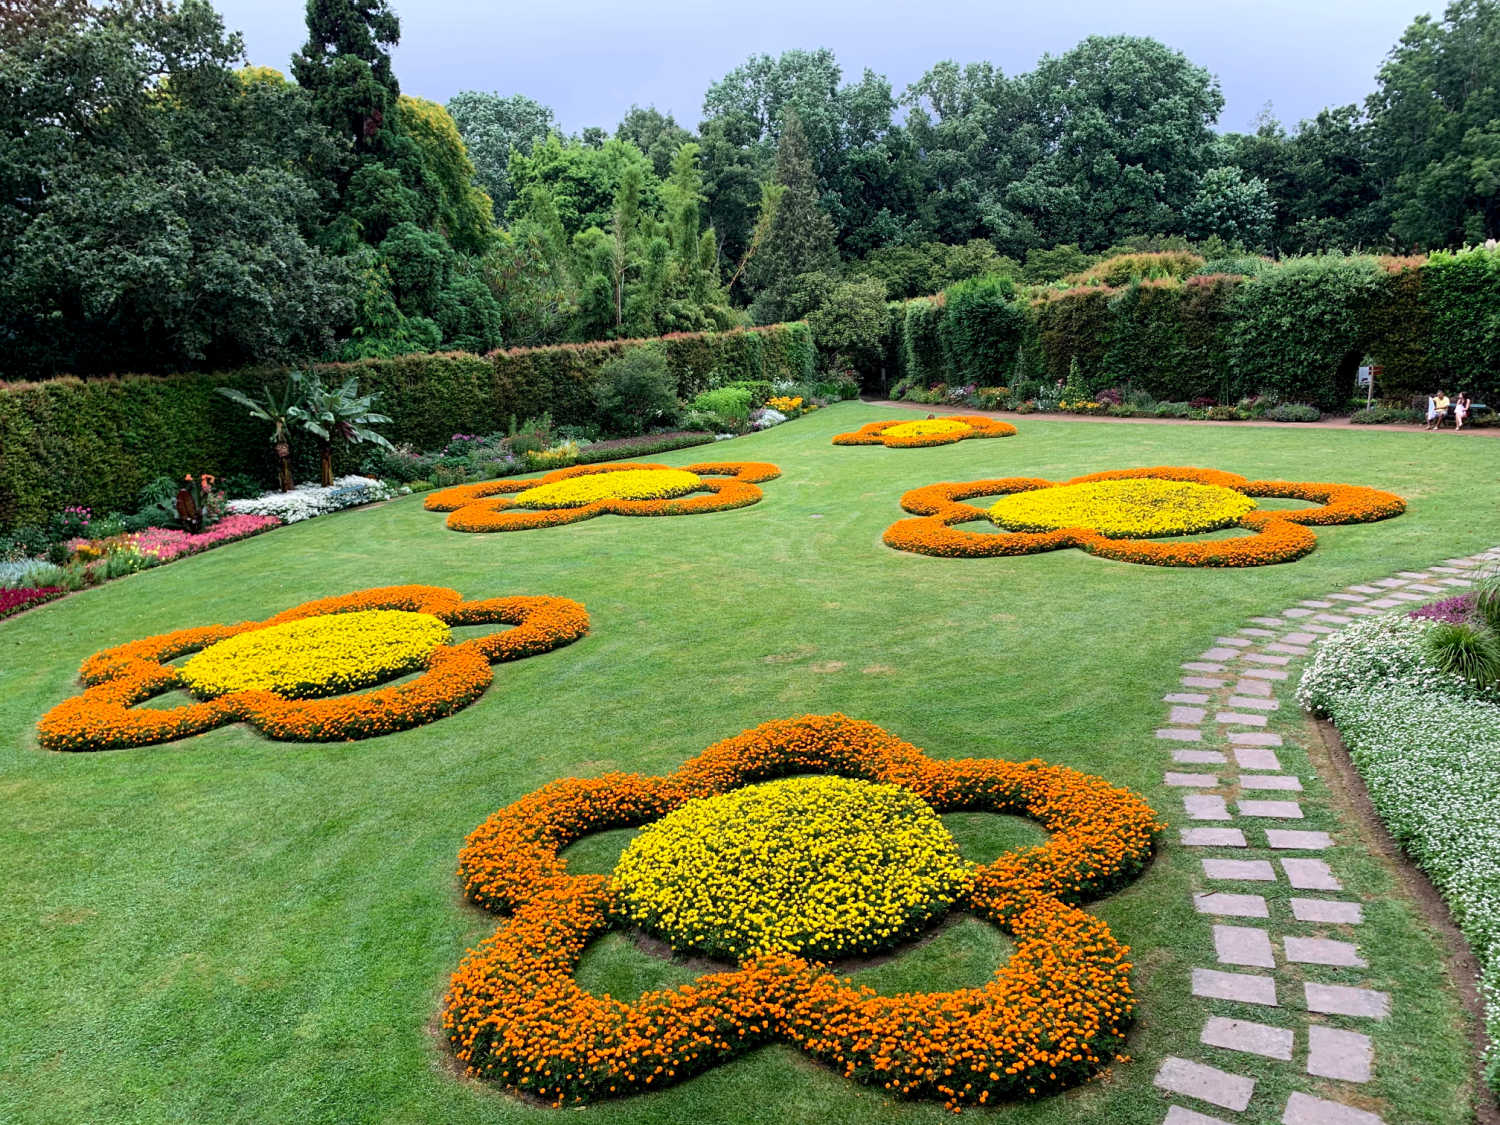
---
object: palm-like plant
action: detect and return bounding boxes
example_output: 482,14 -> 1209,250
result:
289,374 -> 396,487
216,377 -> 305,491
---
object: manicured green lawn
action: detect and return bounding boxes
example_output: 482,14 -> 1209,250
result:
0,403 -> 1491,1123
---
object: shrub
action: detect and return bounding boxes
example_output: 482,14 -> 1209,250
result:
1073,250 -> 1205,286
1423,622 -> 1500,685
1473,573 -> 1500,635
1206,405 -> 1242,421
1350,405 -> 1423,424
901,299 -> 945,388
1263,403 -> 1322,422
690,386 -> 753,430
938,276 -> 1026,386
592,347 -> 680,437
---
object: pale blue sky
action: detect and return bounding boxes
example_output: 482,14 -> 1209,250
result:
216,0 -> 1442,134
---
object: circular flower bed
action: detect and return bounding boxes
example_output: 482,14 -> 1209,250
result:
833,414 -> 1017,448
512,468 -> 704,510
883,466 -> 1405,567
443,714 -> 1162,1108
36,586 -> 589,751
613,775 -> 971,961
180,609 -> 451,699
424,462 -> 781,533
988,478 -> 1256,538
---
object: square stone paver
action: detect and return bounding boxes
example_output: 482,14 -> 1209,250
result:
1346,584 -> 1382,593
1284,936 -> 1365,967
1267,829 -> 1331,849
1283,607 -> 1315,618
1307,1026 -> 1373,1083
1175,750 -> 1228,765
1238,800 -> 1304,819
1234,678 -> 1273,697
1203,858 -> 1276,881
1314,613 -> 1354,625
1159,728 -> 1204,742
1166,692 -> 1211,705
1154,1057 -> 1254,1112
1170,706 -> 1207,725
1201,647 -> 1241,662
1183,676 -> 1226,689
1291,898 -> 1363,924
1241,667 -> 1290,681
1184,661 -> 1227,674
1241,775 -> 1304,791
1282,857 -> 1342,890
1164,1107 -> 1235,1125
1246,652 -> 1292,666
1283,631 -> 1318,645
1227,695 -> 1279,711
1181,828 -> 1247,847
1217,711 -> 1268,727
1241,627 -> 1278,637
1167,772 -> 1219,788
1266,642 -> 1310,656
1234,747 -> 1282,770
1184,794 -> 1230,820
1229,730 -> 1283,746
1251,616 -> 1286,626
1304,982 -> 1389,1019
1193,967 -> 1278,1006
1368,597 -> 1403,609
1328,591 -> 1369,600
1282,1091 -> 1383,1125
1374,577 -> 1406,587
1194,892 -> 1269,918
1216,636 -> 1255,647
1345,605 -> 1379,615
1213,924 -> 1276,967
1200,1015 -> 1294,1060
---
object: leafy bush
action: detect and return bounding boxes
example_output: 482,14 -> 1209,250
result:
690,387 -> 753,430
1206,404 -> 1242,421
1153,401 -> 1193,418
1263,403 -> 1322,422
593,348 -> 680,437
901,299 -> 945,387
1074,250 -> 1205,286
1473,573 -> 1500,635
1424,622 -> 1500,685
1350,405 -> 1423,424
938,276 -> 1026,386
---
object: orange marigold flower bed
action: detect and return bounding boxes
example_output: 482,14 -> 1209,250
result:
882,465 -> 1404,567
36,586 -> 589,751
443,714 -> 1162,1108
424,461 -> 781,533
832,414 -> 1018,447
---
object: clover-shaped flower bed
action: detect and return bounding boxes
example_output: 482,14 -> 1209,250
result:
883,466 -> 1404,567
36,586 -> 589,751
424,461 -> 780,533
832,415 -> 1017,447
443,714 -> 1162,1108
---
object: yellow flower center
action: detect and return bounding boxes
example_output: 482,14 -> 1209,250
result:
988,478 -> 1257,538
883,419 -> 971,437
512,468 -> 704,510
180,610 -> 451,699
612,776 -> 971,962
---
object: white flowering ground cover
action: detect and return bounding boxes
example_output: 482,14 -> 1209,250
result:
1299,614 -> 1500,1094
226,476 -> 398,524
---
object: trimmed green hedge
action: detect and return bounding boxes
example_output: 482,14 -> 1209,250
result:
0,323 -> 814,529
882,248 -> 1500,408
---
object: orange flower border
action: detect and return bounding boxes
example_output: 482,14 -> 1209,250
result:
883,466 -> 1405,567
443,714 -> 1162,1108
424,462 -> 781,533
36,586 -> 589,752
832,415 -> 1018,447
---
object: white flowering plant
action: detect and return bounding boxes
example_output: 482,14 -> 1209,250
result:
1299,613 -> 1500,1094
226,476 -> 396,524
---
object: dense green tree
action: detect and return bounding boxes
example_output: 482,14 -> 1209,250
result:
290,0 -> 400,152
1184,167 -> 1274,249
746,111 -> 838,323
506,134 -> 661,238
1369,0 -> 1500,246
854,240 -> 1016,299
445,91 -> 555,215
615,105 -> 695,178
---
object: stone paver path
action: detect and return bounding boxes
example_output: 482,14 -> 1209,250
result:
1152,545 -> 1500,1124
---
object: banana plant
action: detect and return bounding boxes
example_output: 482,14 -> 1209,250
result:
289,374 -> 396,487
216,376 -> 305,492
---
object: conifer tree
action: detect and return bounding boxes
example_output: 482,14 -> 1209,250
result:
746,109 -> 837,323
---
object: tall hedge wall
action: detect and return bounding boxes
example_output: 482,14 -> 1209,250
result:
881,247 -> 1500,407
0,323 -> 815,529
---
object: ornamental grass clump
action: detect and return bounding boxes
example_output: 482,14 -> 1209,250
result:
1423,622 -> 1500,686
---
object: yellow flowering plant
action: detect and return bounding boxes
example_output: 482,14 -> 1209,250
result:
988,478 -> 1257,538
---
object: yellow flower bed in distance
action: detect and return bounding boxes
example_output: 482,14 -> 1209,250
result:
883,418 -> 972,438
988,478 -> 1257,538
613,775 -> 971,961
512,468 -> 703,510
181,609 -> 451,699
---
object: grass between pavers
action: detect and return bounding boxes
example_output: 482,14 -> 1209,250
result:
0,401 -> 1489,1124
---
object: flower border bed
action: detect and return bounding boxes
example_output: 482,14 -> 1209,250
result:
424,462 -> 781,533
36,585 -> 589,751
832,415 -> 1018,448
883,466 -> 1405,567
0,586 -> 65,619
443,714 -> 1162,1108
